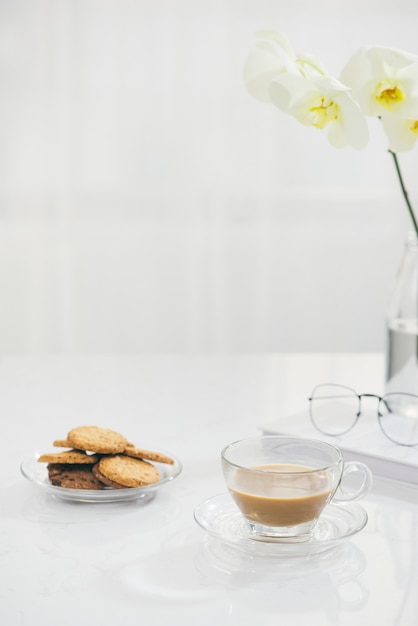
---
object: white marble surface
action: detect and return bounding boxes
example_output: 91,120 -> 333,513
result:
1,353 -> 418,626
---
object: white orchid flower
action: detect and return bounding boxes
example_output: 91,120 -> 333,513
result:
340,46 -> 418,118
244,32 -> 418,230
270,73 -> 369,149
381,115 -> 418,152
243,30 -> 326,103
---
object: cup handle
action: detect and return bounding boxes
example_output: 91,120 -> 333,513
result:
333,461 -> 373,502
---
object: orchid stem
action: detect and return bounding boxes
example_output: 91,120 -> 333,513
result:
389,150 -> 418,237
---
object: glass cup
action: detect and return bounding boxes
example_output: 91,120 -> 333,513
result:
221,435 -> 372,542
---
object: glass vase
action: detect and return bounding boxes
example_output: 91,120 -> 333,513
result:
385,231 -> 418,398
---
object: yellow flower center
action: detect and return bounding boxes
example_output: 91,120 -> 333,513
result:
375,81 -> 404,111
410,120 -> 418,136
308,97 -> 339,129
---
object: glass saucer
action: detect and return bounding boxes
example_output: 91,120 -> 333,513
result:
193,493 -> 368,557
21,452 -> 182,503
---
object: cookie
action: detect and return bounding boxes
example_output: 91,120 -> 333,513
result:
38,450 -> 99,464
97,455 -> 161,487
47,464 -> 105,490
53,439 -> 73,448
92,463 -> 126,489
67,426 -> 128,454
125,444 -> 175,465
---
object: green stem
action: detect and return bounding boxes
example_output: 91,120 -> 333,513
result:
389,150 -> 418,237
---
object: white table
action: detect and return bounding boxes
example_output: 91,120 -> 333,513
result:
2,353 -> 418,626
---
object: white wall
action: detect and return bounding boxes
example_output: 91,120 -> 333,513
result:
0,0 -> 417,354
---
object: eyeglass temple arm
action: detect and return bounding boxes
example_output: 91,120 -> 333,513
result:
308,391 -> 394,414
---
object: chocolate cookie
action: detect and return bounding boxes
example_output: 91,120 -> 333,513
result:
47,464 -> 105,490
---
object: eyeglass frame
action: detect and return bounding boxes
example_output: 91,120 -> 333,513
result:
308,382 -> 418,447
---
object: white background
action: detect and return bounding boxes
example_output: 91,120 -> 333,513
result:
1,0 -> 417,354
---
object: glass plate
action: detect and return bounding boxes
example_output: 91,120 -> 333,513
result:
194,493 -> 368,557
21,452 -> 182,503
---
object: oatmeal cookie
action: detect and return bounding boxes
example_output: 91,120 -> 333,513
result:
52,439 -> 73,448
67,426 -> 128,454
124,444 -> 174,465
92,463 -> 126,489
38,450 -> 99,464
97,455 -> 160,487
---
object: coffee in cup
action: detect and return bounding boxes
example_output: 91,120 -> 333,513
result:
221,436 -> 372,541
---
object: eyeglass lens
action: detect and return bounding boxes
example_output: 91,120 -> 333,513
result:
309,384 -> 359,436
379,393 -> 418,446
310,384 -> 418,446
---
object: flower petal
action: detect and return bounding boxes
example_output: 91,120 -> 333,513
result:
327,93 -> 369,149
269,74 -> 313,114
243,30 -> 328,102
381,115 -> 418,152
243,31 -> 298,102
341,45 -> 418,117
253,30 -> 295,58
270,74 -> 369,149
295,53 -> 329,79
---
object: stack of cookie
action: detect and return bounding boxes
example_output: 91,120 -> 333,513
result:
37,425 -> 175,490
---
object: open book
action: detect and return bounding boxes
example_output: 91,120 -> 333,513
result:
261,409 -> 418,486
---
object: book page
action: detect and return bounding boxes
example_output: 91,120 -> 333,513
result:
261,410 -> 418,485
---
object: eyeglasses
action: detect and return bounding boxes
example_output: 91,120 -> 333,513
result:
308,383 -> 418,447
